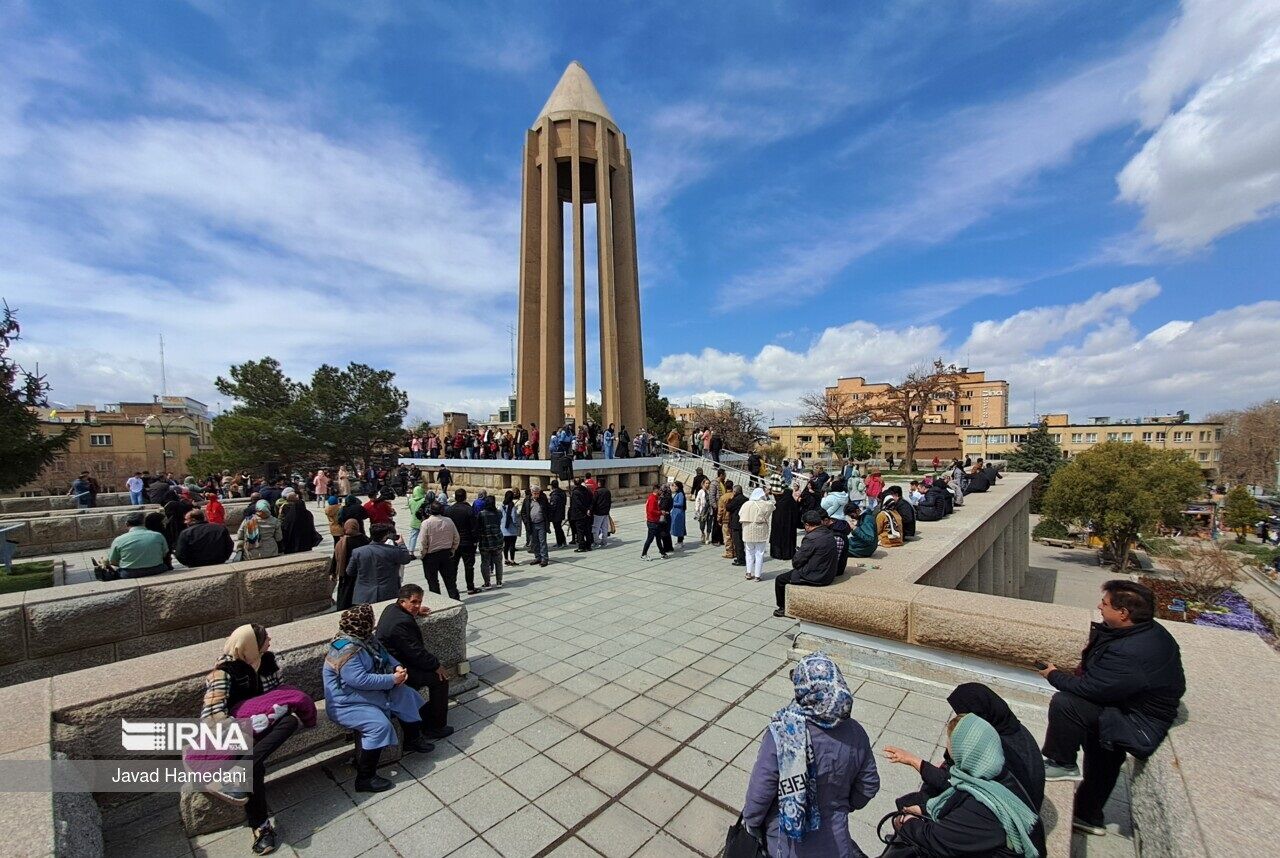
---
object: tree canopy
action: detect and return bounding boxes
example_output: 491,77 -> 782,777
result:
1221,485 -> 1263,543
190,357 -> 408,475
699,399 -> 770,452
0,301 -> 76,492
871,359 -> 964,467
1209,401 -> 1280,489
1005,421 -> 1065,512
645,379 -> 677,440
1042,441 -> 1204,571
830,428 -> 880,461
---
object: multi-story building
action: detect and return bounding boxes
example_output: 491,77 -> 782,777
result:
826,369 -> 1009,429
961,413 -> 1224,479
9,397 -> 213,497
768,421 -> 961,465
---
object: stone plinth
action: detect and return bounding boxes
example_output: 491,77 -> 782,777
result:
401,456 -> 663,503
5,502 -> 247,559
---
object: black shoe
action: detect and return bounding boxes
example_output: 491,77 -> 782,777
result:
466,589 -> 481,595
354,774 -> 394,792
251,822 -> 278,854
540,560 -> 548,567
422,725 -> 454,740
405,735 -> 436,754
772,608 -> 787,618
732,561 -> 747,566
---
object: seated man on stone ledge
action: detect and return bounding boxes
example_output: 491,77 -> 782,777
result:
772,509 -> 839,618
99,511 -> 171,579
376,584 -> 454,742
1037,579 -> 1185,838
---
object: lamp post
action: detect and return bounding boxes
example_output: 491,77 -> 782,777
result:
144,414 -> 186,474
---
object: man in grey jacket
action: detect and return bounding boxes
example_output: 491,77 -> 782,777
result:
347,523 -> 415,603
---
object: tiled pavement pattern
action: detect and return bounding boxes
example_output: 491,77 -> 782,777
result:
111,501 -> 1132,858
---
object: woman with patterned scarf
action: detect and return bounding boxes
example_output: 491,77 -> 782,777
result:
888,714 -> 1044,857
235,500 -> 280,560
322,604 -> 433,793
742,652 -> 880,856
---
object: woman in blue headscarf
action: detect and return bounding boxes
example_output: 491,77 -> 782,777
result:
742,652 -> 880,857
890,713 -> 1045,857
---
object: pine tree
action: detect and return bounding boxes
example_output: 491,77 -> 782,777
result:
1221,485 -> 1263,544
1006,422 -> 1065,512
0,302 -> 77,493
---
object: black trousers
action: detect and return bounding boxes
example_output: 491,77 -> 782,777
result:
1042,691 -> 1128,825
423,550 -> 458,600
774,571 -> 821,609
552,519 -> 566,546
642,521 -> 663,556
571,517 -> 593,550
657,520 -> 673,554
731,528 -> 746,564
245,714 -> 299,829
416,674 -> 450,730
452,543 -> 478,590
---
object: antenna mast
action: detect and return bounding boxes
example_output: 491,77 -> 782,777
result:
159,334 -> 168,397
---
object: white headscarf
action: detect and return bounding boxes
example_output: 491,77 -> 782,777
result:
750,486 -> 767,501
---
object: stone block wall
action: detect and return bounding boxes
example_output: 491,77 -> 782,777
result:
5,503 -> 248,559
420,462 -> 660,503
0,590 -> 469,857
0,552 -> 335,686
0,492 -> 135,514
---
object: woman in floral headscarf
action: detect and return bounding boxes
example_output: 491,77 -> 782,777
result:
742,652 -> 880,856
235,500 -> 280,560
322,604 -> 434,793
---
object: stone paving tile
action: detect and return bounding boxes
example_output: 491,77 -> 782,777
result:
584,711 -> 646,746
450,778 -> 527,832
617,726 -> 681,766
471,734 -> 540,776
659,745 -> 726,790
506,752 -> 573,800
387,807 -> 475,858
664,794 -> 737,857
632,830 -> 702,858
650,708 -> 705,741
546,837 -> 605,857
578,803 -> 660,858
703,759 -> 751,807
545,733 -> 612,772
580,750 -> 648,795
689,723 -> 754,762
420,757 -> 492,804
362,782 -> 442,838
537,775 -> 611,828
293,811 -> 385,858
481,804 -> 565,858
557,698 -> 612,728
618,694 -> 668,725
619,773 -> 696,826
515,716 -> 578,751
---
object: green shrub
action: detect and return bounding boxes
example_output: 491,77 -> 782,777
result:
1032,518 -> 1070,540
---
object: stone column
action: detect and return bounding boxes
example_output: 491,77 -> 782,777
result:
610,144 -> 646,436
977,543 -> 995,594
1014,501 -> 1030,598
537,119 -> 565,452
571,118 -> 587,428
515,128 -> 543,438
991,532 -> 1007,597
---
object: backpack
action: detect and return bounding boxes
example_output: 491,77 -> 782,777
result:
847,511 -> 878,557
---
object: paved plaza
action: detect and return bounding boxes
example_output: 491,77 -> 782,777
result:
89,499 -> 1133,858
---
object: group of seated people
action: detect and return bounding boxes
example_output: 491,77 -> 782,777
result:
743,579 -> 1185,857
196,585 -> 453,855
771,461 -> 1001,618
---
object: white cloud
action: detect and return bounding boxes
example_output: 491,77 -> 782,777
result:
720,47 -> 1149,307
1117,0 -> 1280,248
649,281 -> 1280,424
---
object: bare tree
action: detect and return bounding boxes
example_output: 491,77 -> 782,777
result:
702,400 -> 770,452
871,359 -> 964,467
797,389 -> 872,442
1209,400 -> 1280,487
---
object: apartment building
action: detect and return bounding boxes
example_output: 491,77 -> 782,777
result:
826,369 -> 1009,429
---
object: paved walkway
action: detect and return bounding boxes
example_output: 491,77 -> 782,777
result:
99,500 -> 1130,858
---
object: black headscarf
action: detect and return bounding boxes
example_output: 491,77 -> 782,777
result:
947,682 -> 1045,809
947,683 -> 1020,735
337,494 -> 365,525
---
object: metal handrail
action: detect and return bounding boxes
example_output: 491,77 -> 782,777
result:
654,440 -> 770,491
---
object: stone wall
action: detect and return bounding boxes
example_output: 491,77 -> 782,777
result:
0,591 -> 469,857
403,457 -> 663,503
0,551 -> 333,686
0,492 -> 136,514
4,503 -> 248,559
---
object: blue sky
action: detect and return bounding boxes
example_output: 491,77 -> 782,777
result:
3,0 -> 1278,426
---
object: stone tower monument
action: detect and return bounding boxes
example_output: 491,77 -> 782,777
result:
516,61 -> 645,455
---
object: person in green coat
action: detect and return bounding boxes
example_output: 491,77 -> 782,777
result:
406,485 -> 429,554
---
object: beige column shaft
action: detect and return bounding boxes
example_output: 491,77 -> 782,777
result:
571,119 -> 587,428
596,133 -> 620,429
609,148 -> 645,434
537,119 -> 565,455
515,129 -> 542,430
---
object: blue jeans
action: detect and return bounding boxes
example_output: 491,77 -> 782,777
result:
130,491 -> 143,505
642,521 -> 662,556
604,441 -> 614,459
529,525 -> 548,563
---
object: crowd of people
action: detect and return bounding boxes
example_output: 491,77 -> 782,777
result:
741,582 -> 1185,856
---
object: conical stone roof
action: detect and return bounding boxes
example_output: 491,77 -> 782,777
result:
536,61 -> 614,123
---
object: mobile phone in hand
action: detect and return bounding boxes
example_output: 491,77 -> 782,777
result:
1033,660 -> 1048,670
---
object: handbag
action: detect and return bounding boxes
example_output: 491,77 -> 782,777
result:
873,808 -> 924,857
723,815 -> 768,858
608,515 -> 617,534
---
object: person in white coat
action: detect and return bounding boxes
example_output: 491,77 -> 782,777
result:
738,487 -> 776,581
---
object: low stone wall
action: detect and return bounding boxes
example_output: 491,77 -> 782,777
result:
401,456 -> 663,503
0,492 -> 136,514
5,503 -> 249,559
0,551 -> 335,686
0,591 -> 469,857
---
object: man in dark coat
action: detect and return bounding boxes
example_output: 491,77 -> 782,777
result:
884,486 -> 916,538
347,523 -> 415,603
548,480 -> 568,547
443,489 -> 480,594
376,584 -> 453,740
436,464 -> 452,494
174,509 -> 233,568
725,485 -> 748,566
772,510 -> 839,617
568,478 -> 594,552
1038,580 -> 1185,834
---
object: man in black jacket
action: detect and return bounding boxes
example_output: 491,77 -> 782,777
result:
548,480 -> 568,547
590,484 -> 613,547
520,483 -> 552,566
174,509 -> 233,567
376,584 -> 453,740
443,489 -> 480,594
773,510 -> 840,617
1038,580 -> 1185,835
568,478 -> 594,552
884,486 -> 917,538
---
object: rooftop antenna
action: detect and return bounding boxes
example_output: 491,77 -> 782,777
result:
159,334 -> 168,397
